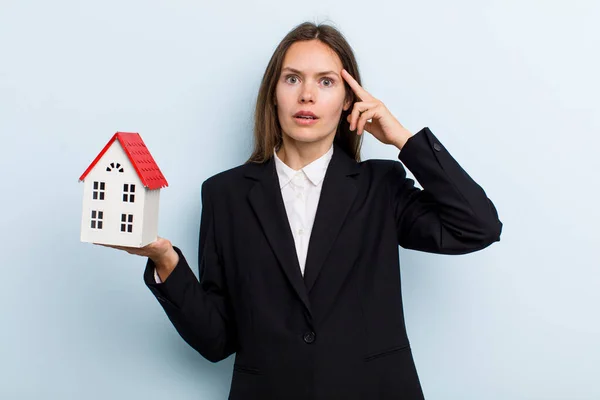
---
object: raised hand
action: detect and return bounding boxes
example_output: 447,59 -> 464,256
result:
341,69 -> 413,149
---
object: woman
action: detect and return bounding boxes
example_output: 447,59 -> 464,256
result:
103,22 -> 502,399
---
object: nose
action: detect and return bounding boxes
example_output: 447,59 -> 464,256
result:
299,83 -> 316,104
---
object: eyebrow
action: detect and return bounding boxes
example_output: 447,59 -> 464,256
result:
281,67 -> 339,77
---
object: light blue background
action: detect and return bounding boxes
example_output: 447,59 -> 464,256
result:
1,0 -> 598,399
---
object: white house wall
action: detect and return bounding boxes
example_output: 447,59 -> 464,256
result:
141,188 -> 160,246
80,142 -> 146,247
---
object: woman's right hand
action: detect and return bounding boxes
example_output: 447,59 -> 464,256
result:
95,236 -> 179,280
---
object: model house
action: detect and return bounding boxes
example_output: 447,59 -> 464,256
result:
79,132 -> 168,247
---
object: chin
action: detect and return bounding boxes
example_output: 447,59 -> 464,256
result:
285,130 -> 330,144
283,124 -> 334,144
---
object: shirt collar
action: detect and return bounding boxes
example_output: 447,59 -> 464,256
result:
273,143 -> 334,188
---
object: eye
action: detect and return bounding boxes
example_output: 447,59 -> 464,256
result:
321,77 -> 334,87
285,75 -> 299,84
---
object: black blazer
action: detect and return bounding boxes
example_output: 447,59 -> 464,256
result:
144,127 -> 502,400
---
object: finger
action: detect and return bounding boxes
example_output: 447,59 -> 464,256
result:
348,101 -> 377,131
348,102 -> 364,131
95,243 -> 119,249
341,69 -> 373,102
121,247 -> 147,256
349,103 -> 366,132
111,245 -> 131,251
97,243 -> 135,252
356,107 -> 378,136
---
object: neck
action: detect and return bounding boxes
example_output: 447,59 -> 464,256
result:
276,135 -> 333,170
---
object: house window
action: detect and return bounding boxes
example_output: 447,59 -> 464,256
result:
91,210 -> 104,229
121,214 -> 134,233
92,181 -> 105,200
123,184 -> 135,203
106,162 -> 124,173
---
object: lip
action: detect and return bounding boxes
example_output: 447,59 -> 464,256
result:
294,110 -> 318,118
293,110 -> 319,126
293,116 -> 319,126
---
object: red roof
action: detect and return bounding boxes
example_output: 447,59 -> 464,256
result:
79,132 -> 168,190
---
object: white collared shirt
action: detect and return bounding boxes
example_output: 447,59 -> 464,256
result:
273,143 -> 334,276
154,143 -> 334,282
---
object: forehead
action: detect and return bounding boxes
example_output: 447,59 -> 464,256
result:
282,40 -> 343,72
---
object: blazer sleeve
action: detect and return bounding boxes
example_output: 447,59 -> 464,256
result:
144,179 -> 237,363
389,127 -> 502,254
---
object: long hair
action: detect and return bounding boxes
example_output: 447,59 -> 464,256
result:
246,22 -> 363,164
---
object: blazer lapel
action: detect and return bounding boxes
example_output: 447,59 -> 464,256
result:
303,143 -> 360,293
246,157 -> 312,315
245,142 -> 361,314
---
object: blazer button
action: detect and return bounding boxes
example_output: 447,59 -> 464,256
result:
433,142 -> 442,152
303,331 -> 316,344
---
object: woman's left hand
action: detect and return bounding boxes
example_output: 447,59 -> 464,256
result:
341,69 -> 413,150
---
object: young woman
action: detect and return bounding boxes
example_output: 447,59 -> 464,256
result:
104,22 -> 502,399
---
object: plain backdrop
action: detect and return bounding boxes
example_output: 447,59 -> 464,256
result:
1,0 -> 598,399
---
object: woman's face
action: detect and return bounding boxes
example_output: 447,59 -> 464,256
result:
275,40 -> 351,147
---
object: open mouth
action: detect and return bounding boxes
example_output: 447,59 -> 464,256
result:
294,116 -> 319,125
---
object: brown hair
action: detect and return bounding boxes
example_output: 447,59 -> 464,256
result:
246,21 -> 363,164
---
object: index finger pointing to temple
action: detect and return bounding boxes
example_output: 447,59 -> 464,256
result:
341,69 -> 372,101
